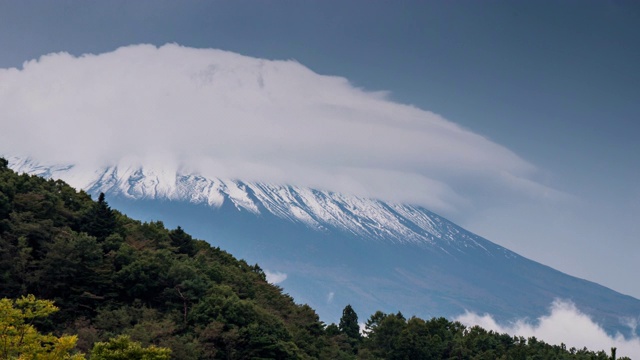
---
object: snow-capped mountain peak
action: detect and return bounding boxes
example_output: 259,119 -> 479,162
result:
7,157 -> 501,254
9,156 -> 640,341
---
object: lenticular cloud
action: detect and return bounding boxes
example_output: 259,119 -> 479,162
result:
0,43 -> 548,212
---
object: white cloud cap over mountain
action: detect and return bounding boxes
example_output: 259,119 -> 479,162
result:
0,44 -> 558,214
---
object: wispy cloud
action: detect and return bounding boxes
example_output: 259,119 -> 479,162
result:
327,292 -> 335,304
456,299 -> 640,359
0,43 -> 557,213
263,270 -> 287,284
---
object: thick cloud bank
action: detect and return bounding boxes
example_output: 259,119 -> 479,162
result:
456,300 -> 640,359
0,44 -> 553,213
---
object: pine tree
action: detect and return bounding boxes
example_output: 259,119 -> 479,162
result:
339,304 -> 361,340
82,192 -> 116,241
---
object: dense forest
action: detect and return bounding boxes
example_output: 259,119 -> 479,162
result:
0,158 -> 627,359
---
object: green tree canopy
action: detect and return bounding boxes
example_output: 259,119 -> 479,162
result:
0,158 -> 628,360
339,304 -> 361,341
90,335 -> 171,360
0,294 -> 84,360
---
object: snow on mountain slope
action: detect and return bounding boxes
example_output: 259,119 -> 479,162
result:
8,156 -> 500,254
9,156 -> 640,341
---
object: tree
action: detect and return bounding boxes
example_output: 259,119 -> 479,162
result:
364,312 -> 406,358
81,192 -> 116,241
169,226 -> 197,256
364,310 -> 387,336
90,335 -> 171,360
339,304 -> 361,341
0,294 -> 84,359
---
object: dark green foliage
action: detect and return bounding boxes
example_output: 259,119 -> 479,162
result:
339,304 -> 361,341
358,312 -> 629,360
81,192 -> 117,241
0,161 -> 348,359
169,226 -> 197,256
0,158 -> 627,360
339,304 -> 361,354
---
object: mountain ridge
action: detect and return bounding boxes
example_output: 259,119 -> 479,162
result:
8,156 -> 506,254
7,156 -> 640,338
2,157 -> 630,359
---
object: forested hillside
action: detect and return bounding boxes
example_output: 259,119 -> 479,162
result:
0,158 -> 626,359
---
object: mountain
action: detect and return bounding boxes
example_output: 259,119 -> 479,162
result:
3,158 -> 627,359
8,157 -> 640,338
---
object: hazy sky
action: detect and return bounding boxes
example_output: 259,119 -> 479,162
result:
0,1 -> 639,300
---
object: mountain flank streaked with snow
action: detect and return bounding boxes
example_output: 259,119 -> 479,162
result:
8,156 -> 640,340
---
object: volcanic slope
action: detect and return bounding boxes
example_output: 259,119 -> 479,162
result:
9,157 -> 640,337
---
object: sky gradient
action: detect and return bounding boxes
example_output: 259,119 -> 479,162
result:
1,1 -> 639,299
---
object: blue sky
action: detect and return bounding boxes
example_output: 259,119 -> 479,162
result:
1,1 -> 639,298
